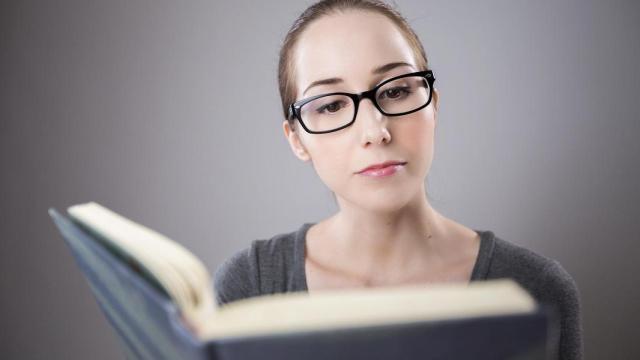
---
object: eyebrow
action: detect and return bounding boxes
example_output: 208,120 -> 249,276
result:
302,61 -> 414,96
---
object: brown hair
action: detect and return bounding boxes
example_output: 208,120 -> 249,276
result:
278,0 -> 430,130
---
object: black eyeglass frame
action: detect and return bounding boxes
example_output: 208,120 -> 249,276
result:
288,70 -> 436,134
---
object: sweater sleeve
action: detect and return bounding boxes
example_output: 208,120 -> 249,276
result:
542,260 -> 584,360
487,235 -> 584,360
213,244 -> 260,306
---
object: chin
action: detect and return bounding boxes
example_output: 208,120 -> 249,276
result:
350,188 -> 417,214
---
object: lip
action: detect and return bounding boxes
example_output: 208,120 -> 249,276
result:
356,160 -> 407,174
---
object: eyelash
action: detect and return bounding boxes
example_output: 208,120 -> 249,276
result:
379,86 -> 412,100
316,100 -> 347,114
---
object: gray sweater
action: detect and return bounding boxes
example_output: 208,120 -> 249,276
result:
214,222 -> 584,360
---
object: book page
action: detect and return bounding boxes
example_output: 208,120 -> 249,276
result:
201,278 -> 536,340
67,202 -> 217,331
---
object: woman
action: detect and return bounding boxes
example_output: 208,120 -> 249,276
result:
214,1 -> 583,359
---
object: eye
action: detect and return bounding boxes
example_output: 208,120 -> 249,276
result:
379,86 -> 411,100
316,101 -> 345,114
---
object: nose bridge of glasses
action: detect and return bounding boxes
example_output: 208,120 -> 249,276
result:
353,89 -> 385,128
354,88 -> 382,112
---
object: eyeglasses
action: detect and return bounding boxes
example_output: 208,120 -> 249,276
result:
288,70 -> 435,134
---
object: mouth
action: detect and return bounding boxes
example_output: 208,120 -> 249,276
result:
356,161 -> 407,176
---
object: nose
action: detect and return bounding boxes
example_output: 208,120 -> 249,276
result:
356,98 -> 391,145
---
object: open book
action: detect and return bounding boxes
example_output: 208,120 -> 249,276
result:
49,202 -> 552,359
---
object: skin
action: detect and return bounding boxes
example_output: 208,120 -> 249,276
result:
282,10 -> 480,291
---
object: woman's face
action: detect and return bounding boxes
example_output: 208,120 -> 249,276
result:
283,10 -> 439,212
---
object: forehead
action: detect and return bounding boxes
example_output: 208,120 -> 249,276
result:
293,10 -> 417,94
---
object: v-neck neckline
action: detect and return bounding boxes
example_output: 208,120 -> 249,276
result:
291,222 -> 496,292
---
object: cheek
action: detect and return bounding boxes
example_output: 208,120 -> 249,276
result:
396,109 -> 436,162
304,136 -> 352,189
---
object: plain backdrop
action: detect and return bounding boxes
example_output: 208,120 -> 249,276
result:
1,0 -> 639,358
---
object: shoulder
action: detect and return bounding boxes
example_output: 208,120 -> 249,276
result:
488,235 -> 580,304
213,225 -> 303,306
213,245 -> 257,306
486,234 -> 584,359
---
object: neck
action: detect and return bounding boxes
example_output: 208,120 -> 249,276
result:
328,188 -> 447,274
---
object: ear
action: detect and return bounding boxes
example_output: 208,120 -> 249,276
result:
283,120 -> 311,162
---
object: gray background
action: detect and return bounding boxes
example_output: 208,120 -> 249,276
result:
1,0 -> 639,358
